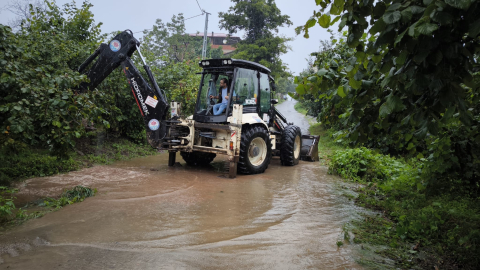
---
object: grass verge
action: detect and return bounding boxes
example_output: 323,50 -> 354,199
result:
294,101 -> 308,115
328,147 -> 480,269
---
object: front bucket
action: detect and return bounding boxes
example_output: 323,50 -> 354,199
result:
300,135 -> 320,162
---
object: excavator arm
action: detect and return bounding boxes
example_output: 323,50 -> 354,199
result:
78,30 -> 169,148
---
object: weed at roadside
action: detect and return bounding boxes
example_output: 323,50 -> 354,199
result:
0,185 -> 96,229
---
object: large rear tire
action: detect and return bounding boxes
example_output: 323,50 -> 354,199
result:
280,125 -> 302,166
238,125 -> 272,174
180,151 -> 216,166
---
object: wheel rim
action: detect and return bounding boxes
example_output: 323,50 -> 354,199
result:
294,135 -> 301,159
248,137 -> 267,167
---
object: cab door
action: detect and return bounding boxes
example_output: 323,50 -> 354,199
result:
259,72 -> 271,122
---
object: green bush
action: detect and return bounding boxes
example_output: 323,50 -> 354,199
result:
0,146 -> 77,185
330,148 -> 480,268
0,187 -> 17,222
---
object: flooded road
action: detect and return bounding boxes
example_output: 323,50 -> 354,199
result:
0,101 -> 362,269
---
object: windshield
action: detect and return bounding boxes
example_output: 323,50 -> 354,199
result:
196,68 -> 259,116
232,68 -> 258,106
196,72 -> 231,115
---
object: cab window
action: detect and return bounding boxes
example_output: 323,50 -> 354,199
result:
233,68 -> 258,106
259,72 -> 270,114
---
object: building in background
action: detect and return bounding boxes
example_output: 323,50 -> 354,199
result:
189,32 -> 241,56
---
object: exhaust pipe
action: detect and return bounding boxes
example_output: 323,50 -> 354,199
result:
300,135 -> 319,162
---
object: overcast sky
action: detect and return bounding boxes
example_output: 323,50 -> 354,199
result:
0,0 -> 331,75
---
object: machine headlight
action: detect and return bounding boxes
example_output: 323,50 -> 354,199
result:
228,60 -> 232,64
205,61 -> 210,65
223,60 -> 228,64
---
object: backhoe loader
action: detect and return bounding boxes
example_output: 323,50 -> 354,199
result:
79,30 -> 319,178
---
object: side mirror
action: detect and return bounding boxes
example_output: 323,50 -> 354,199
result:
271,99 -> 278,105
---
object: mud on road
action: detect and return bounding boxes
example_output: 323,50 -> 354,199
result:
0,101 -> 363,269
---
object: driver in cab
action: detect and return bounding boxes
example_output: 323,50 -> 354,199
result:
209,78 -> 236,115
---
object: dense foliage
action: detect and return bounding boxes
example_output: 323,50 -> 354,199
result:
219,0 -> 293,78
294,0 -> 480,192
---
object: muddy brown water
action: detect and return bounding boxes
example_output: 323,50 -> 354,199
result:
0,101 -> 364,269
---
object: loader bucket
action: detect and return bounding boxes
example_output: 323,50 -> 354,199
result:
300,135 -> 320,162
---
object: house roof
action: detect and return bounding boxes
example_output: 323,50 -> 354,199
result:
189,33 -> 240,38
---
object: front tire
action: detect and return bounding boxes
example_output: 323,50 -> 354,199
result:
180,151 -> 216,166
280,125 -> 302,166
238,125 -> 272,174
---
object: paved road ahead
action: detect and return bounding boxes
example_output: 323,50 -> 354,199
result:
0,101 -> 362,270
275,99 -> 316,135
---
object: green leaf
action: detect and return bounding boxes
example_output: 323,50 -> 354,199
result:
306,18 -> 316,28
338,16 -> 348,30
444,0 -> 474,10
317,68 -> 328,76
386,3 -> 402,11
330,16 -> 341,26
394,29 -> 408,46
369,18 -> 386,34
400,8 -> 413,23
379,94 -> 405,117
408,22 -> 418,36
441,106 -> 456,123
396,50 -> 409,66
431,11 -> 453,25
372,54 -> 382,63
407,142 -> 415,150
468,18 -> 480,38
373,2 -> 387,19
330,0 -> 345,15
409,5 -> 425,14
413,50 -> 430,63
405,133 -> 413,142
318,14 -> 331,28
13,106 -> 21,111
349,78 -> 362,89
383,11 -> 401,24
296,84 -> 306,95
415,22 -> 438,36
337,85 -> 346,98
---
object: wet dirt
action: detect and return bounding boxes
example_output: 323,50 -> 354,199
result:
0,101 -> 363,269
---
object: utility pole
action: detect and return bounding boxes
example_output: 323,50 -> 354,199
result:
201,11 -> 210,59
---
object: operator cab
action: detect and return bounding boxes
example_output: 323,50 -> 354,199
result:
194,58 -> 275,124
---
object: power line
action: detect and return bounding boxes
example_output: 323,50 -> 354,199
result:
195,0 -> 204,13
133,13 -> 204,34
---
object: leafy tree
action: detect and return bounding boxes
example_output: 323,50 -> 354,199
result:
142,14 -> 225,64
0,1 -> 109,155
294,0 -> 480,190
219,0 -> 293,77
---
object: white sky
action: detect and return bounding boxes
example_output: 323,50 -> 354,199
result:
0,0 -> 331,75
